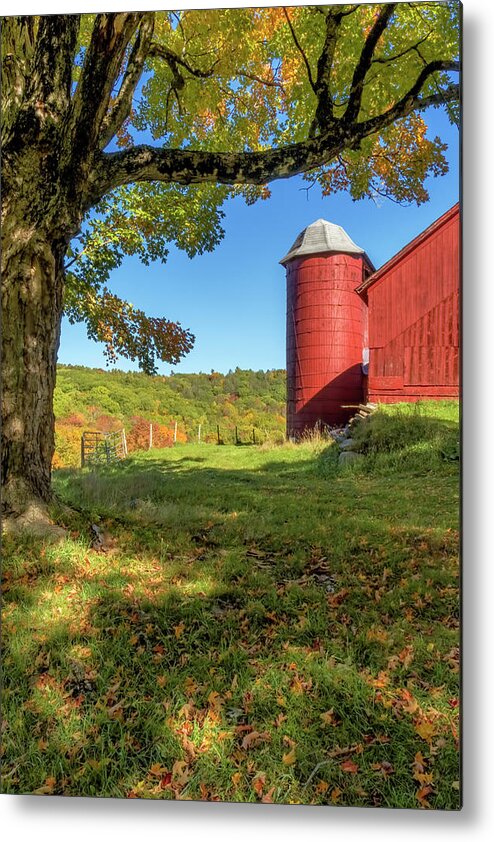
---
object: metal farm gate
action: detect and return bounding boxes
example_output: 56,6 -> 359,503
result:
81,429 -> 127,467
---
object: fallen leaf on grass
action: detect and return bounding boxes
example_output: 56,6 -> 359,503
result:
242,730 -> 271,750
172,759 -> 191,787
414,718 -> 437,743
443,647 -> 460,673
282,747 -> 296,766
315,780 -> 329,794
370,671 -> 389,689
150,763 -> 168,777
252,774 -> 266,798
366,627 -> 388,643
371,761 -> 394,777
320,709 -> 338,727
262,786 -> 276,803
184,677 -> 198,696
329,743 -> 363,759
327,588 -> 349,607
33,776 -> 57,795
174,622 -> 185,639
159,771 -> 173,789
412,752 -> 434,785
207,690 -> 224,712
331,787 -> 342,803
340,759 -> 359,774
416,785 -> 434,808
400,689 -> 419,715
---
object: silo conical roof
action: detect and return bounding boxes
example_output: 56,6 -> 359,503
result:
280,218 -> 367,266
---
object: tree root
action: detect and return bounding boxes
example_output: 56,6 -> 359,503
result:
2,500 -> 67,541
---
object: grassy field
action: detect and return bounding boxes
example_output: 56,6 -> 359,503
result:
1,401 -> 460,808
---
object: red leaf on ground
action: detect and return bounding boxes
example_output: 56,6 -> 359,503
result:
341,759 -> 359,774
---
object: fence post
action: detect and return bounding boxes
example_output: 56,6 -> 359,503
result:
122,428 -> 128,456
81,433 -> 85,468
217,424 -> 220,445
235,426 -> 239,445
198,423 -> 202,443
149,423 -> 153,450
253,428 -> 256,445
174,420 -> 177,443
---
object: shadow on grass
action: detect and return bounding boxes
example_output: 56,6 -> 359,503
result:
3,435 -> 459,804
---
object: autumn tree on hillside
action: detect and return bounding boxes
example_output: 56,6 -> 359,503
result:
1,4 -> 459,520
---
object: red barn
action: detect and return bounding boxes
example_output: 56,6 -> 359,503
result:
281,204 -> 460,436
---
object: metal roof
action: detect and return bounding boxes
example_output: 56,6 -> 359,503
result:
279,218 -> 367,266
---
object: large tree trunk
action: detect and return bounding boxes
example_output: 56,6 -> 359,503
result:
1,225 -> 66,516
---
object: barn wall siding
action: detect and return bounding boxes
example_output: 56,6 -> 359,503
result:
364,205 -> 460,403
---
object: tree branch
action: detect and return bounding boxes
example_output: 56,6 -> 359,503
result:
344,3 -> 397,123
89,133 -> 341,203
99,13 -> 155,150
66,12 -> 144,173
371,32 -> 431,64
237,71 -> 284,89
310,8 -> 346,136
148,41 -> 220,80
282,6 -> 317,93
354,68 -> 459,139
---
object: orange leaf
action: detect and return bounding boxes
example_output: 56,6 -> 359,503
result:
149,763 -> 167,777
33,776 -> 57,795
261,786 -> 276,803
341,759 -> 359,774
416,785 -> 434,808
282,747 -> 296,765
252,774 -> 265,798
242,730 -> 270,750
316,780 -> 329,794
331,787 -> 342,803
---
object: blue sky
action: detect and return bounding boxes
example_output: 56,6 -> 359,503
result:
59,107 -> 459,375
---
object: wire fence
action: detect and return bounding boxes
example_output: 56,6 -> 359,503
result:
81,422 -> 286,466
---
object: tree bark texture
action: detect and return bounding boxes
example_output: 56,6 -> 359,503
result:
1,228 -> 65,512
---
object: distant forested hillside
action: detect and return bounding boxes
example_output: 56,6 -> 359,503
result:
53,365 -> 287,466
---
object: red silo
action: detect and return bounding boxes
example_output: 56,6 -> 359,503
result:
280,219 -> 374,436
